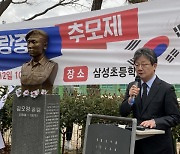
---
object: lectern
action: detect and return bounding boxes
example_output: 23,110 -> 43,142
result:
83,114 -> 165,154
83,114 -> 137,154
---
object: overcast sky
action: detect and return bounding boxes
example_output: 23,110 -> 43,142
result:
0,0 -> 128,24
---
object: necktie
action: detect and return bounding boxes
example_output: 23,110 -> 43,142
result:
141,83 -> 148,105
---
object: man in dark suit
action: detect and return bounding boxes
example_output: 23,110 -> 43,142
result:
120,47 -> 180,154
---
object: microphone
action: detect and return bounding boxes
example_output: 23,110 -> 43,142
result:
130,75 -> 140,105
134,75 -> 141,90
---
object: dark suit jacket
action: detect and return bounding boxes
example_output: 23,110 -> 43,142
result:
120,76 -> 180,154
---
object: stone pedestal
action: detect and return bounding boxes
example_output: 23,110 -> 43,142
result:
11,95 -> 60,154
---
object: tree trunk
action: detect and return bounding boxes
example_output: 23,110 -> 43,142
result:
0,0 -> 12,16
91,0 -> 103,11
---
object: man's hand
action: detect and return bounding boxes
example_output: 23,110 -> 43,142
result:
140,119 -> 156,128
129,85 -> 140,98
128,85 -> 140,105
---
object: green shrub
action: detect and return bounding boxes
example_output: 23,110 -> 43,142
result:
60,88 -> 124,129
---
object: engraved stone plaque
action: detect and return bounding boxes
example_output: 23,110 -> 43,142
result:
11,95 -> 60,154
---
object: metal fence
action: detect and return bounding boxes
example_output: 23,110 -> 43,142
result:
61,124 -> 83,154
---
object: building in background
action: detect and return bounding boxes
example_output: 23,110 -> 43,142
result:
58,84 -> 180,102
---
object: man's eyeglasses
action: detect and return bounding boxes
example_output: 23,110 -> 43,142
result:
134,63 -> 152,68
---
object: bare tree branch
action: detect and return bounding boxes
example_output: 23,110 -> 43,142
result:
0,0 -> 30,16
1,0 -> 147,22
25,0 -> 80,21
0,0 -> 12,16
127,0 -> 148,4
12,0 -> 27,4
